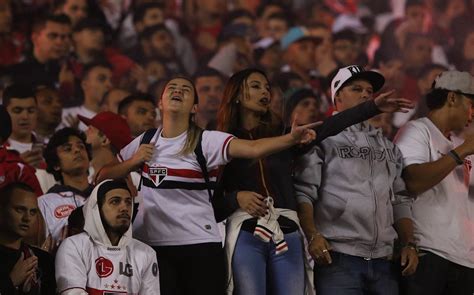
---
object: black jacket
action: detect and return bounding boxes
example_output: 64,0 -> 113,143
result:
0,243 -> 56,295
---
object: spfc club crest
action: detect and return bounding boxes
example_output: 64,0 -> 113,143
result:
148,166 -> 167,186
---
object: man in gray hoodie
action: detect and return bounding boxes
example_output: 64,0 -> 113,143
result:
295,65 -> 418,295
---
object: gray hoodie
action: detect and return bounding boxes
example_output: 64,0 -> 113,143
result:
294,122 -> 413,259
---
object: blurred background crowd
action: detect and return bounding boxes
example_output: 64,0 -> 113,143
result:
1,0 -> 473,147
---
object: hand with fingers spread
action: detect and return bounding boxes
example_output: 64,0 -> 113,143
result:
400,246 -> 418,276
236,191 -> 268,217
374,90 -> 414,113
290,120 -> 323,145
9,253 -> 38,287
130,143 -> 155,169
308,233 -> 332,265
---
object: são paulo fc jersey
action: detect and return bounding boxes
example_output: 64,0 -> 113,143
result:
120,130 -> 234,246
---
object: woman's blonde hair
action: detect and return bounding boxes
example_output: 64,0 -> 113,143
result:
160,76 -> 202,155
217,68 -> 280,136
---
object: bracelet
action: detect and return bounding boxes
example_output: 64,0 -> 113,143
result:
448,150 -> 464,165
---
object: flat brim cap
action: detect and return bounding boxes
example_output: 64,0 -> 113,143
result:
331,65 -> 385,104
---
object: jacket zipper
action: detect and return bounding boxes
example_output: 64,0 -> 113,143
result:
365,132 -> 378,259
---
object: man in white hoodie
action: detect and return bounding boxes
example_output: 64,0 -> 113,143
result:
55,179 -> 159,294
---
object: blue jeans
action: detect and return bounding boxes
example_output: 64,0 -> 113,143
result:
315,251 -> 398,295
232,230 -> 305,295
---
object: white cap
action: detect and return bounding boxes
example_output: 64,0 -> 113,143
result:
433,70 -> 474,96
331,65 -> 385,105
332,14 -> 368,34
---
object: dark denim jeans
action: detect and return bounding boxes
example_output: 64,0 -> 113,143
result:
315,251 -> 399,295
401,251 -> 474,295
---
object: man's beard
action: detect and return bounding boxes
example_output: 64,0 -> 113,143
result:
108,222 -> 129,236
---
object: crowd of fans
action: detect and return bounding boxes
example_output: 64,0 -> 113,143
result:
1,0 -> 474,294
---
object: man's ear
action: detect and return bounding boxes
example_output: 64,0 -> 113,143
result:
158,99 -> 163,111
102,136 -> 111,148
447,91 -> 457,106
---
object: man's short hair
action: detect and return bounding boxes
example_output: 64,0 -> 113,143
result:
192,67 -> 226,84
267,12 -> 292,26
0,182 -> 35,210
82,60 -> 112,80
373,49 -> 403,68
333,29 -> 357,43
425,88 -> 450,110
272,71 -> 303,94
44,128 -> 92,182
223,9 -> 255,26
2,84 -> 36,107
132,2 -> 165,24
32,13 -> 71,34
139,23 -> 170,42
118,93 -> 155,115
418,63 -> 448,80
0,105 -> 12,143
255,2 -> 286,18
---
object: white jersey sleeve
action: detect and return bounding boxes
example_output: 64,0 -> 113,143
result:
139,248 -> 160,294
55,237 -> 88,293
201,130 -> 234,166
120,134 -> 143,162
394,121 -> 431,166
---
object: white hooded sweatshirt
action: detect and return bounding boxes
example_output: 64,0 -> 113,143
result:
55,180 -> 160,294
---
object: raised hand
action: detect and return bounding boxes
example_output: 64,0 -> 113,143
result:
20,149 -> 43,168
64,114 -> 80,129
374,90 -> 414,113
236,191 -> 268,217
290,120 -> 323,144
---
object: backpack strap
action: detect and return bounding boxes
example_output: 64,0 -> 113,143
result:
137,128 -> 159,191
194,129 -> 213,202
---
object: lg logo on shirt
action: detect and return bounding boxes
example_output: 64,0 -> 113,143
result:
96,256 -> 114,278
119,262 -> 133,277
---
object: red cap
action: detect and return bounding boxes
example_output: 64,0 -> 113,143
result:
78,112 -> 132,150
